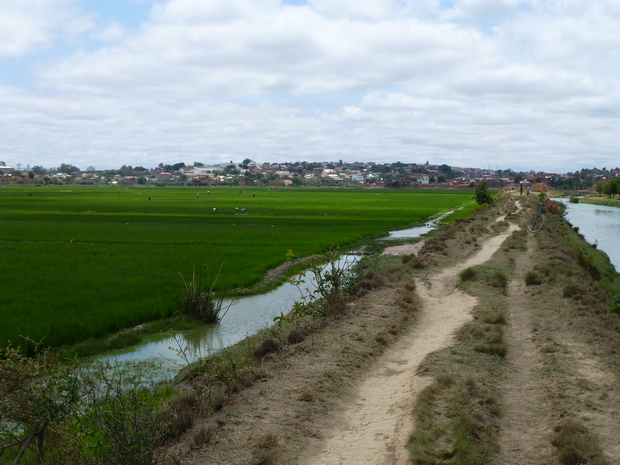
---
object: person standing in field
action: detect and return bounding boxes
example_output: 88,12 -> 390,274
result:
520,184 -> 523,195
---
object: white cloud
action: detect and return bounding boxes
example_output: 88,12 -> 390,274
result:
0,0 -> 92,60
93,21 -> 130,43
1,0 -> 619,173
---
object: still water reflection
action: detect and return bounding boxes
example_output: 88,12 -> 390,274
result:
95,206 -> 466,380
97,255 -> 359,379
557,200 -> 620,272
387,206 -> 464,239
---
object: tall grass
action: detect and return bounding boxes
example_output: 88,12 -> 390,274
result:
178,266 -> 230,323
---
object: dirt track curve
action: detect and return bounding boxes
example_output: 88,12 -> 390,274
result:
299,220 -> 520,464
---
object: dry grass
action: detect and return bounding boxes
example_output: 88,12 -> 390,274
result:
408,199 -> 515,464
551,419 -> 609,465
157,193 -> 620,464
157,263 -> 422,463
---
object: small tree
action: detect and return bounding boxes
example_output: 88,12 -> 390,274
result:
610,180 -> 619,199
475,182 -> 493,205
78,362 -> 168,465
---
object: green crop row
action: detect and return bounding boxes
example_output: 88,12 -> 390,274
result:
0,186 -> 472,351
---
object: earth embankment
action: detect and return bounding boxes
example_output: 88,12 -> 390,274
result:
168,194 -> 620,465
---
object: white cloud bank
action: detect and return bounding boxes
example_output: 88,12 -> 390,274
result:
1,0 -> 618,172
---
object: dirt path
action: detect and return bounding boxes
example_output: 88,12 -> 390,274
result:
496,238 -> 555,464
169,196 -> 620,464
299,223 -> 520,465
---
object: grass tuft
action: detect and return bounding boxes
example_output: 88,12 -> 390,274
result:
460,268 -> 478,282
525,271 -> 544,286
551,419 -> 609,465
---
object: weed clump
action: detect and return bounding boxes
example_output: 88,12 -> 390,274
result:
563,284 -> 588,299
576,249 -> 602,281
525,271 -> 544,286
191,424 -> 216,448
179,266 -> 230,323
460,267 -> 477,282
401,253 -> 426,269
488,271 -> 508,291
253,339 -> 281,360
251,433 -> 280,465
408,375 -> 501,464
551,419 -> 609,465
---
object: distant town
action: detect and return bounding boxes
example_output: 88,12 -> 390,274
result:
0,159 -> 618,190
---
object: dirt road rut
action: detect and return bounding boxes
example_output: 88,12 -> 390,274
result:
300,223 -> 520,464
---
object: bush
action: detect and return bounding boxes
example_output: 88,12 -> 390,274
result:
78,362 -> 169,465
0,342 -> 82,464
475,182 -> 494,205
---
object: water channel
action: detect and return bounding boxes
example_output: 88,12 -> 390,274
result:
556,199 -> 620,272
94,211 -> 448,382
96,255 -> 361,381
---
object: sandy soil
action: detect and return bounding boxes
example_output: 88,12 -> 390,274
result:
298,224 -> 520,465
380,240 -> 425,257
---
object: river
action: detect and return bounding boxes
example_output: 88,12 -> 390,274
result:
556,200 -> 620,272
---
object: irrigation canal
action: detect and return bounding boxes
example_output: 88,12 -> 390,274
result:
93,219 -> 437,383
555,199 -> 620,272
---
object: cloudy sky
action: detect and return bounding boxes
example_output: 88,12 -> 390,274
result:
1,0 -> 618,173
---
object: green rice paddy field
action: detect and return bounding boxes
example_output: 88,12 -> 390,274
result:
0,186 -> 473,351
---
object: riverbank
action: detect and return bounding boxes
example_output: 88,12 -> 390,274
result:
580,194 -> 620,208
154,193 -> 620,464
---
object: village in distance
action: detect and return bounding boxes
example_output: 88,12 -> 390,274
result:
0,159 -> 618,191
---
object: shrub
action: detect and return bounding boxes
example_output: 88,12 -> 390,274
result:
0,342 -> 82,464
78,362 -> 169,465
289,248 -> 360,318
475,182 -> 494,205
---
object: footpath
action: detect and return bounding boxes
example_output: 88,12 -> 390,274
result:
172,195 -> 620,465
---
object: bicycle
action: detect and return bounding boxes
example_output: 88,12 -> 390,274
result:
528,202 -> 550,232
